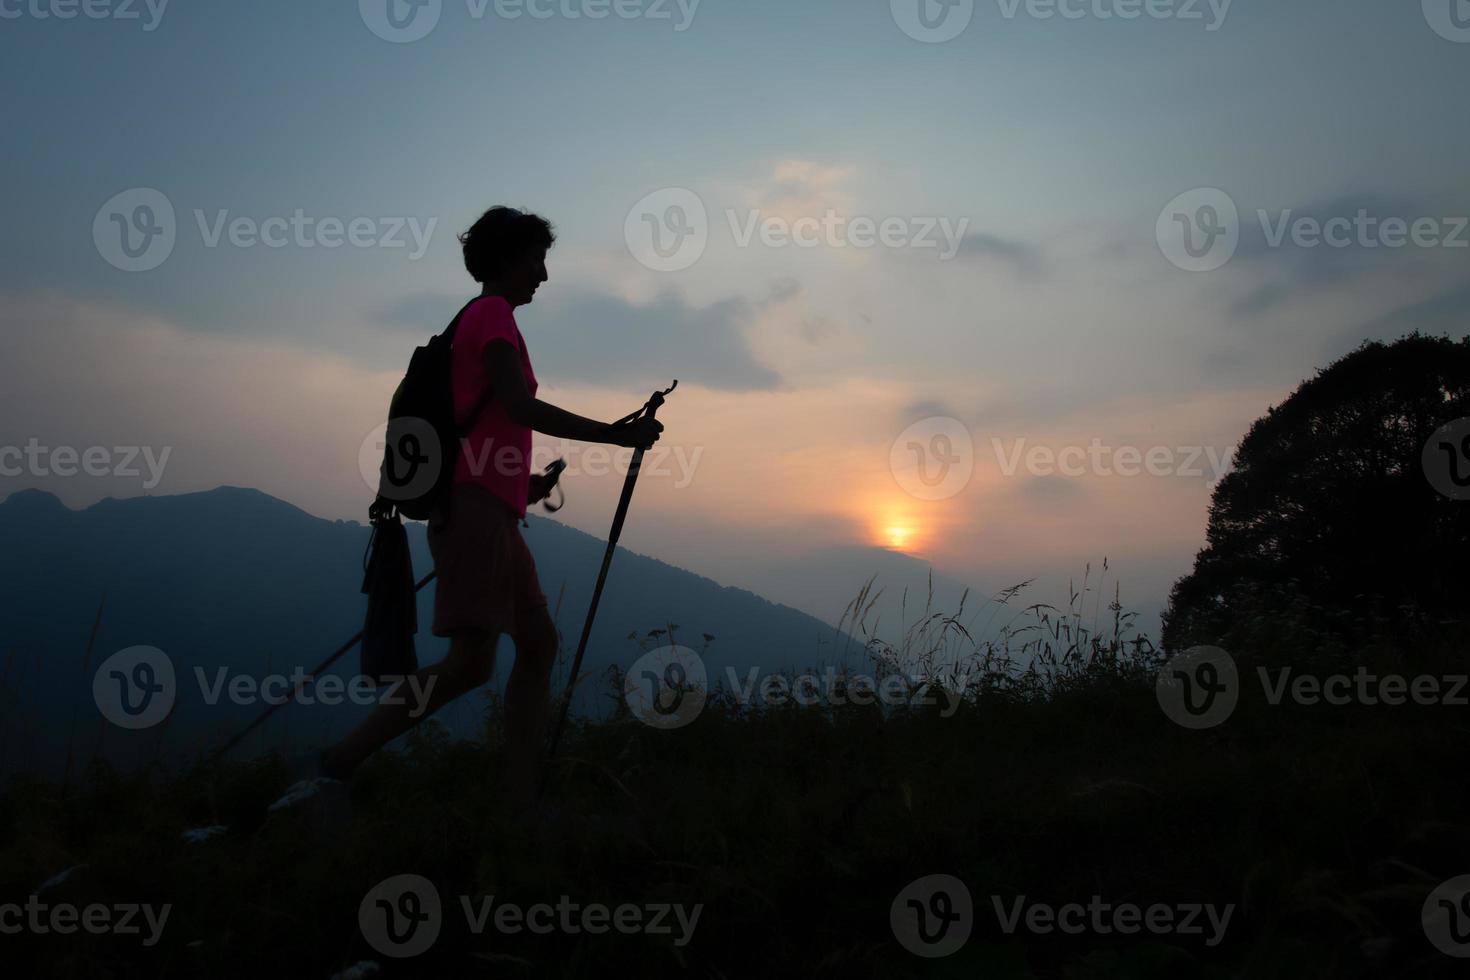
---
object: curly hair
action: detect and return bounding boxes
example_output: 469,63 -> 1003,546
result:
458,206 -> 556,283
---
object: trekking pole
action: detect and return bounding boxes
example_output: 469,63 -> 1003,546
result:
205,570 -> 439,766
540,380 -> 677,798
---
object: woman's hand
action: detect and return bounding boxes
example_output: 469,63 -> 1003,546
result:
527,473 -> 553,505
607,416 -> 664,450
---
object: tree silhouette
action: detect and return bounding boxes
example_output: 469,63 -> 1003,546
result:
1162,334 -> 1470,654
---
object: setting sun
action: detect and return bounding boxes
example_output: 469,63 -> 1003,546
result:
853,493 -> 935,555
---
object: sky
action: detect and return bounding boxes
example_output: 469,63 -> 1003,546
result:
3,0 -> 1468,635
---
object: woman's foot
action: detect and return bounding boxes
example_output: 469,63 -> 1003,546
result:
271,751 -> 353,829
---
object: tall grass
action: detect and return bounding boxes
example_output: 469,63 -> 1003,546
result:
4,573 -> 1467,979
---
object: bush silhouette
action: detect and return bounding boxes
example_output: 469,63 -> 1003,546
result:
1162,333 -> 1470,654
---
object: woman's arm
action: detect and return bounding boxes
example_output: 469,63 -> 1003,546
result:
485,341 -> 662,447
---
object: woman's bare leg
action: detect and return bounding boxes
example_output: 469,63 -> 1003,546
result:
321,629 -> 498,779
502,606 -> 559,809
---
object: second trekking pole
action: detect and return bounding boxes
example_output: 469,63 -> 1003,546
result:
540,380 -> 677,798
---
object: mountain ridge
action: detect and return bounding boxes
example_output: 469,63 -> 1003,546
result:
0,485 -> 861,775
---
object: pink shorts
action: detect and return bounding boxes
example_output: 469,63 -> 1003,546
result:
427,482 -> 548,639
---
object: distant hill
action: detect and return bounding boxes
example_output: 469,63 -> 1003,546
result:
0,487 -> 858,775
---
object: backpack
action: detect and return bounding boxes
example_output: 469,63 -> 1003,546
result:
371,297 -> 488,521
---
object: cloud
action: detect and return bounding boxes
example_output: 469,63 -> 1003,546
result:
373,291 -> 468,330
372,284 -> 785,392
1227,192 -> 1434,316
1017,475 -> 1086,502
798,316 -> 842,344
954,232 -> 1044,277
768,277 -> 803,303
524,286 -> 782,392
902,399 -> 961,421
752,160 -> 856,216
1229,280 -> 1291,318
0,291 -> 398,519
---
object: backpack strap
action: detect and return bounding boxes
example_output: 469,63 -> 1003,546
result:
445,295 -> 518,437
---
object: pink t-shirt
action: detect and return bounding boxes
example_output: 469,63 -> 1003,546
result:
451,296 -> 538,518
